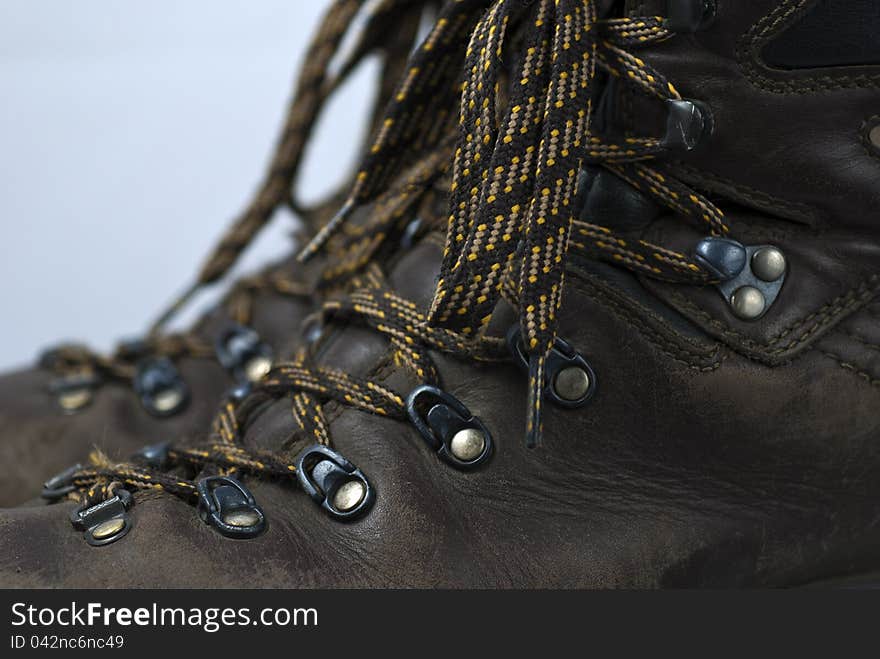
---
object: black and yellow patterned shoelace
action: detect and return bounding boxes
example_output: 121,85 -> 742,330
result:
63,0 -> 731,511
43,0 -> 440,393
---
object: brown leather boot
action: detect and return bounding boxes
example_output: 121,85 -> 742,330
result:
2,0 -> 879,588
0,0 -> 438,506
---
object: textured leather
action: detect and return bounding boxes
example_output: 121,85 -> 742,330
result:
762,0 -> 880,69
0,0 -> 878,587
577,167 -> 661,232
2,232 -> 878,587
628,0 -> 880,230
640,213 -> 880,364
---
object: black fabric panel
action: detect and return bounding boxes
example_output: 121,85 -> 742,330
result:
762,0 -> 880,69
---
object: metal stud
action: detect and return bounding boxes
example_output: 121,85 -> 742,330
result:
553,367 -> 592,403
57,387 -> 93,412
70,490 -> 134,547
332,480 -> 367,513
697,240 -> 787,322
407,386 -> 493,470
50,373 -> 101,414
151,388 -> 186,414
296,445 -> 375,520
134,357 -> 189,417
730,286 -> 767,320
244,355 -> 273,382
91,518 -> 126,540
197,476 -> 266,539
216,324 -> 274,384
450,428 -> 487,463
870,124 -> 880,150
751,247 -> 787,282
508,328 -> 597,409
222,508 -> 263,529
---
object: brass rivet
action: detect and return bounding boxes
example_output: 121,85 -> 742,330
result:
58,388 -> 93,412
222,509 -> 261,528
869,124 -> 880,149
450,428 -> 486,462
731,286 -> 766,320
553,367 -> 591,402
751,247 -> 786,282
333,480 -> 366,512
152,388 -> 184,413
244,356 -> 273,382
91,518 -> 125,540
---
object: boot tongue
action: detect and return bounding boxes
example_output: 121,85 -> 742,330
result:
243,234 -> 445,454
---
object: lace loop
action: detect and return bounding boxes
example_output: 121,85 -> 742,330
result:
53,1 -> 740,530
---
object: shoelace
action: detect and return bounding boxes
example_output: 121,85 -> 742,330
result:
53,154 -> 455,525
42,0 -> 441,406
302,0 -> 724,445
51,0 -> 732,539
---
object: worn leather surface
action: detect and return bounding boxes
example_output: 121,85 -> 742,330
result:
762,0 -> 880,69
1,228 -> 877,588
628,0 -> 880,229
0,254 -> 320,507
0,0 -> 878,587
640,213 -> 880,364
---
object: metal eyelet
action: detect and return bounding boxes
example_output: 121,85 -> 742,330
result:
133,441 -> 172,470
865,117 -> 880,154
133,357 -> 189,417
667,0 -> 716,33
49,373 -> 102,414
197,476 -> 266,539
661,99 -> 713,152
695,237 -> 788,321
42,463 -> 84,500
215,324 -> 274,384
508,327 -> 597,409
406,385 -> 493,470
295,445 -> 374,521
70,489 -> 134,547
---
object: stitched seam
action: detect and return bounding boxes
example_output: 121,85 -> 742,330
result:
569,272 -> 723,371
838,328 -> 880,353
736,0 -> 880,94
595,293 -> 725,371
665,275 -> 880,355
821,351 -> 880,387
671,162 -> 823,225
569,264 -> 718,356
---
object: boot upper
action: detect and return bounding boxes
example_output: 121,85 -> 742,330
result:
2,0 -> 879,588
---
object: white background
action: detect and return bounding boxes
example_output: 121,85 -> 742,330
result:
0,2 -> 378,369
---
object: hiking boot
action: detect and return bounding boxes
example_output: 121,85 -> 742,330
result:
0,0 -> 438,506
2,0 -> 879,588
